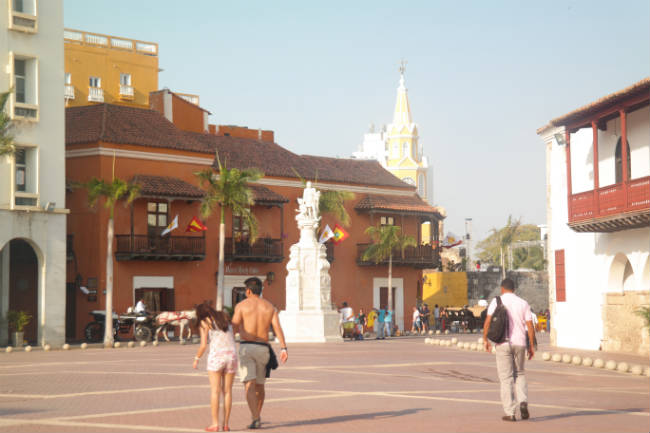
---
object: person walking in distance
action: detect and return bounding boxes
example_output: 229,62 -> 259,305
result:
193,303 -> 238,432
231,277 -> 288,429
483,278 -> 535,422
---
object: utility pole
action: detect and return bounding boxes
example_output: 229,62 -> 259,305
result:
465,218 -> 472,272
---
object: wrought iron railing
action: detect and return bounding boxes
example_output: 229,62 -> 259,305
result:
224,238 -> 283,262
115,235 -> 205,261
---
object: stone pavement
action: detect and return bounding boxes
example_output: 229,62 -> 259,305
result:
0,335 -> 648,432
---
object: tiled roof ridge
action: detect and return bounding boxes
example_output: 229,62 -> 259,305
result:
550,77 -> 650,126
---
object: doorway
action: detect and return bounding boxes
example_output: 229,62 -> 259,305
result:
9,239 -> 38,344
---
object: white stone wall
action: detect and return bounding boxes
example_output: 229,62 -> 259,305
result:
541,106 -> 650,353
0,0 -> 66,346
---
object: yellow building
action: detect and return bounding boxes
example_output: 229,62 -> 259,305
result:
385,66 -> 430,202
63,29 -> 158,108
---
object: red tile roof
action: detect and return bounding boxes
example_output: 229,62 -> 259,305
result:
66,104 -> 412,189
355,194 -> 444,218
550,77 -> 650,127
249,185 -> 289,204
132,175 -> 204,200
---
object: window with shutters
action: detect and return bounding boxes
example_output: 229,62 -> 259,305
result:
554,249 -> 566,302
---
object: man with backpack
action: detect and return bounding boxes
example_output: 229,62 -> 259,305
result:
483,278 -> 535,422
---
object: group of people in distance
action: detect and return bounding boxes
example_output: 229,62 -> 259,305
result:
192,277 -> 288,432
339,303 -> 395,339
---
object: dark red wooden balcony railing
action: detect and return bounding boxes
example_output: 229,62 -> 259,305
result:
356,243 -> 439,268
224,238 -> 283,262
569,176 -> 650,223
115,234 -> 205,261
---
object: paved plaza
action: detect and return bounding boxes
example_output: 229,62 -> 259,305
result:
0,334 -> 648,432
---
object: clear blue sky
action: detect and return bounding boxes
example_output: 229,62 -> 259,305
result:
64,0 -> 649,244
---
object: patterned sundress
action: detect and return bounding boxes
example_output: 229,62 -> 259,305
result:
206,324 -> 238,373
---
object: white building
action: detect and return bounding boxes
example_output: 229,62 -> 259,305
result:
538,78 -> 649,355
0,0 -> 67,346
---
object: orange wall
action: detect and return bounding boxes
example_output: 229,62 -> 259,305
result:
66,144 -> 428,339
65,41 -> 158,108
213,125 -> 274,142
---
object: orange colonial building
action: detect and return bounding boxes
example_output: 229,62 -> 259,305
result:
64,97 -> 443,341
63,28 -> 159,108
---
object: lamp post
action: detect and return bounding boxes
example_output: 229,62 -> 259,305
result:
464,218 -> 472,272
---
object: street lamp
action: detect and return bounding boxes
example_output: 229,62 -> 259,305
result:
464,218 -> 473,272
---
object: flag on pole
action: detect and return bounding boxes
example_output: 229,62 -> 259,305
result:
161,215 -> 178,237
318,224 -> 335,244
332,224 -> 349,245
186,216 -> 208,232
441,232 -> 462,248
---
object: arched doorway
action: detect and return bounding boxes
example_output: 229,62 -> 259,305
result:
608,253 -> 633,292
9,239 -> 39,344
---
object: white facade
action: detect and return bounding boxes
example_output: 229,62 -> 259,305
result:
0,0 -> 67,346
539,96 -> 650,355
352,124 -> 388,166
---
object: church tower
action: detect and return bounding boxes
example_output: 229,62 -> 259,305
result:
384,63 -> 430,202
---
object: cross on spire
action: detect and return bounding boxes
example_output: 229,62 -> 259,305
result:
399,59 -> 407,76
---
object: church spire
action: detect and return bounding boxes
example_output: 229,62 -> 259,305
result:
392,60 -> 412,126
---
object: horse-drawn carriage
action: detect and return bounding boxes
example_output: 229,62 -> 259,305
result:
84,309 -> 195,343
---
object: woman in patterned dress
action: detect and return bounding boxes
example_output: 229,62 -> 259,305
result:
193,303 -> 238,432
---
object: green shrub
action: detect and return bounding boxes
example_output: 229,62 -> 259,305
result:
7,310 -> 31,332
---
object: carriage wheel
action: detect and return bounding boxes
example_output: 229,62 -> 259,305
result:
134,325 -> 152,342
84,322 -> 103,342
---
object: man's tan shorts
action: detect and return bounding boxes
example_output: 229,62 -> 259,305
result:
238,343 -> 270,384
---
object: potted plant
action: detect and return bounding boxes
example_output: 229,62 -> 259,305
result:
7,310 -> 31,347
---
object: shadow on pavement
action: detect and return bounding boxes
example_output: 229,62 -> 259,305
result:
0,407 -> 44,416
529,408 -> 647,422
265,407 -> 430,429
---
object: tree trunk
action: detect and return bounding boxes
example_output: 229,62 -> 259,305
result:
500,246 -> 505,280
388,253 -> 393,333
104,217 -> 115,347
216,207 -> 225,311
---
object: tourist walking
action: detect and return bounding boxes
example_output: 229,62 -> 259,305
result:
433,304 -> 440,331
483,278 -> 535,422
421,303 -> 430,332
411,306 -> 421,333
377,306 -> 386,339
192,303 -> 238,432
231,277 -> 288,429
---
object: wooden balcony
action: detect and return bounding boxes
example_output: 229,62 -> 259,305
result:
568,176 -> 650,232
356,243 -> 439,268
224,238 -> 283,263
115,235 -> 205,261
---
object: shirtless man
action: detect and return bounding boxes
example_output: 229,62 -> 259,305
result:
231,277 -> 288,429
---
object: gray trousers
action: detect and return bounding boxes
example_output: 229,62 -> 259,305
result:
495,343 -> 528,416
377,322 -> 385,338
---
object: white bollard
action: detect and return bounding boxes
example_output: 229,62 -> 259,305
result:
571,355 -> 582,365
582,357 -> 593,367
24,345 -> 32,352
616,362 -> 629,373
630,364 -> 643,375
152,341 -> 159,347
140,340 -> 147,347
428,330 -> 434,335
542,352 -> 551,361
551,353 -> 562,362
62,344 -> 70,350
127,341 -> 135,348
470,343 -> 477,351
477,337 -> 483,344
80,342 -> 88,350
113,342 -> 121,349
605,360 -> 617,370
444,329 -> 450,335
43,344 -> 51,352
5,346 -> 13,353
593,358 -> 605,368
435,330 -> 441,335
457,342 -> 463,348
451,337 -> 458,345
562,354 -> 572,363
463,342 -> 470,350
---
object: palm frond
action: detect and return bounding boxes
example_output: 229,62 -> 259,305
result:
0,89 -> 16,156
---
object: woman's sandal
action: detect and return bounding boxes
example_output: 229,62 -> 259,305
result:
223,427 -> 230,432
247,419 -> 261,429
204,426 -> 220,432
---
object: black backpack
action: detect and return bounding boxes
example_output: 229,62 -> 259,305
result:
487,296 -> 509,343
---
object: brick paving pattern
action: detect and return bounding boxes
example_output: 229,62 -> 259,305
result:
0,334 -> 648,432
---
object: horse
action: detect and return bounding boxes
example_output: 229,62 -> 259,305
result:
154,310 -> 196,343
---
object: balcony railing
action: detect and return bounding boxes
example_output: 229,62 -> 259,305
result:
64,85 -> 75,100
356,243 -> 439,268
569,176 -> 650,223
119,84 -> 134,100
88,87 -> 104,102
115,235 -> 205,261
224,238 -> 283,262
64,29 -> 158,56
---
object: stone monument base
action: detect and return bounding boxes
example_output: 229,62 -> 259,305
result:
279,310 -> 343,343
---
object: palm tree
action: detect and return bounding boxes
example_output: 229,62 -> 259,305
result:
362,224 -> 416,317
319,189 -> 355,227
83,177 -> 140,347
196,156 -> 262,311
0,89 -> 16,156
492,216 -> 521,279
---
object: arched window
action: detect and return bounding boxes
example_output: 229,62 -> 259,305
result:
402,142 -> 409,158
615,138 -> 631,183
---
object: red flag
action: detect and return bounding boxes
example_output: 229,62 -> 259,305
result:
185,216 -> 207,232
332,224 -> 349,245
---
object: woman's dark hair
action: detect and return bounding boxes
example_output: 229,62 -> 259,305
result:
195,302 -> 230,332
